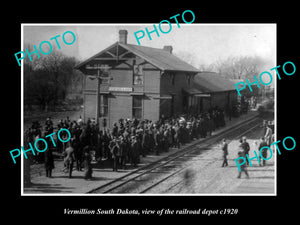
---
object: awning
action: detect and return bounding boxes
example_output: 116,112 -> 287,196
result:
130,92 -> 144,96
83,89 -> 110,94
183,88 -> 211,97
152,95 -> 172,100
194,93 -> 211,97
183,88 -> 203,95
100,91 -> 110,94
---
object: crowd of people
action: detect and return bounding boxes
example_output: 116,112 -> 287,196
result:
24,107 -> 228,179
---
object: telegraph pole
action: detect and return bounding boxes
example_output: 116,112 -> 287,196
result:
96,67 -> 101,125
94,64 -> 111,126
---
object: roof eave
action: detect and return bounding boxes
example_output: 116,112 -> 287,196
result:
164,69 -> 200,74
74,41 -> 119,70
118,43 -> 165,71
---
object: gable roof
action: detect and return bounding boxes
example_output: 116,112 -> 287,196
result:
193,72 -> 237,93
75,42 -> 200,73
119,43 -> 199,73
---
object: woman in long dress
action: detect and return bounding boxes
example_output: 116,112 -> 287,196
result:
83,146 -> 92,180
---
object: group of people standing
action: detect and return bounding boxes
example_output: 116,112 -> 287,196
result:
24,117 -> 93,179
24,107 -> 227,179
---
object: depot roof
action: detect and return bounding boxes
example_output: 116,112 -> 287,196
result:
75,42 -> 200,73
192,72 -> 237,93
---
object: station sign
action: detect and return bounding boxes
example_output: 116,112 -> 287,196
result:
108,87 -> 133,92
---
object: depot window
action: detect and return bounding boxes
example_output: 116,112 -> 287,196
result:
132,96 -> 142,119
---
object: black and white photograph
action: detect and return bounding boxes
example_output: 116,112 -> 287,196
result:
21,24 -> 276,195
3,4 -> 299,221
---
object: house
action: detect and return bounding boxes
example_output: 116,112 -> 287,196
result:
75,29 -> 237,128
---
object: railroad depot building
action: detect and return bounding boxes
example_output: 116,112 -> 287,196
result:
75,30 -> 237,128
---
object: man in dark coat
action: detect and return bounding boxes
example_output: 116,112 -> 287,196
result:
207,115 -> 213,137
237,151 -> 249,178
258,137 -> 268,166
142,129 -> 151,157
240,136 -> 250,165
112,123 -> 119,138
74,126 -> 83,171
154,129 -> 162,155
44,147 -> 54,178
102,130 -> 111,160
109,138 -> 120,172
221,138 -> 228,167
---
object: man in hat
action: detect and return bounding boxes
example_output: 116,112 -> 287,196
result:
142,129 -> 150,157
258,137 -> 268,166
112,122 -> 119,138
131,136 -> 139,167
109,137 -> 120,171
154,129 -> 162,155
240,136 -> 250,165
221,138 -> 228,167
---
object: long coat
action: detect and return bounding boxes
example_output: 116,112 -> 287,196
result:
44,148 -> 54,170
258,140 -> 268,158
240,142 -> 250,155
83,147 -> 92,179
222,142 -> 228,157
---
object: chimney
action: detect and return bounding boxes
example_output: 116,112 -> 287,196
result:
163,45 -> 173,54
119,29 -> 128,44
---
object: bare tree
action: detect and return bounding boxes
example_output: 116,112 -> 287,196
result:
200,55 -> 267,80
24,45 -> 82,111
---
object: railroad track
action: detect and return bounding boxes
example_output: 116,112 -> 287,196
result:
140,119 -> 262,194
88,115 -> 262,194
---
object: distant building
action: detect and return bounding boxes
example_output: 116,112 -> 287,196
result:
75,29 -> 237,128
187,72 -> 238,113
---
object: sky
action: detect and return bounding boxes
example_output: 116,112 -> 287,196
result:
23,24 -> 276,69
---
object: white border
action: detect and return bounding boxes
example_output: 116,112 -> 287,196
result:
21,23 -> 277,196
